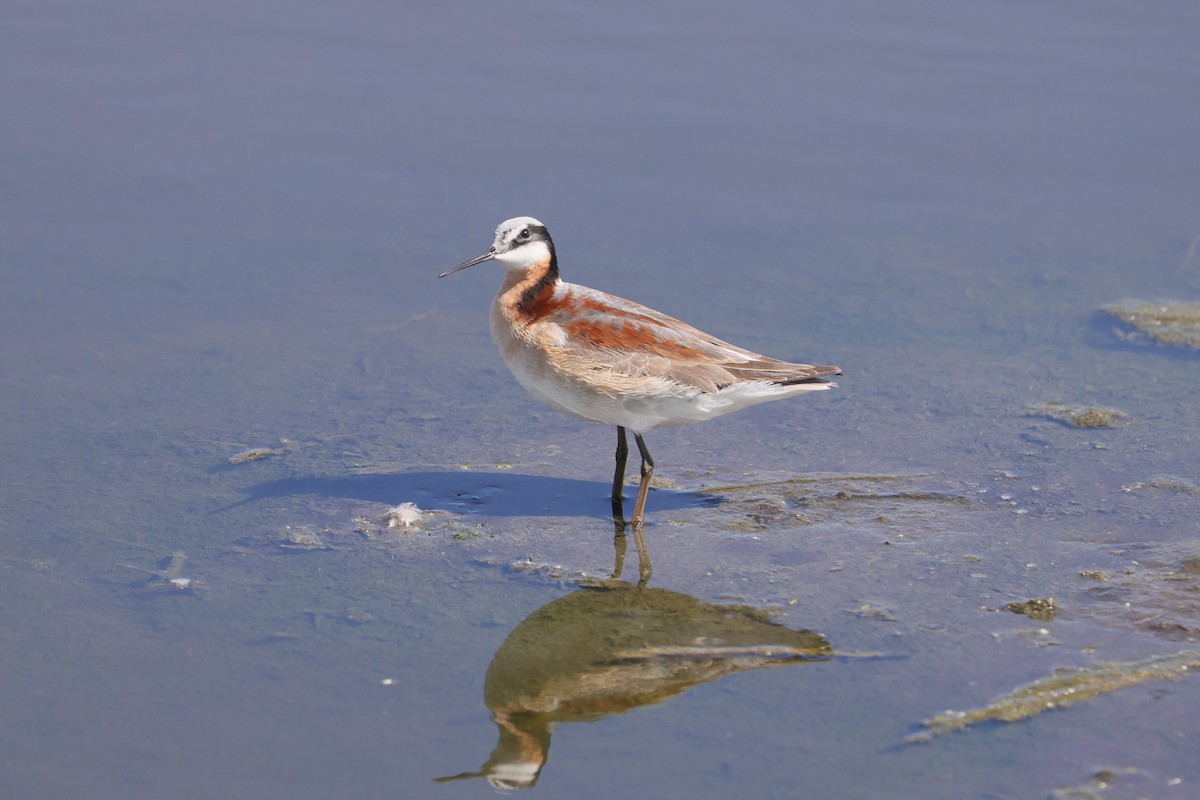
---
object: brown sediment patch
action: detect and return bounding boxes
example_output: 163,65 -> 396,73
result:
1077,545 -> 1200,643
696,473 -> 980,533
1027,402 -> 1131,428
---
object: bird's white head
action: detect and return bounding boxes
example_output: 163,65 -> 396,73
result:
439,216 -> 556,278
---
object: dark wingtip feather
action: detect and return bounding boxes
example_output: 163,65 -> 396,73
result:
779,364 -> 842,386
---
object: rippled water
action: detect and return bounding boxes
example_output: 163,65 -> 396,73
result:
3,2 -> 1199,798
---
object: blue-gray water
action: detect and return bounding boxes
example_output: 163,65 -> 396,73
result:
3,2 -> 1199,798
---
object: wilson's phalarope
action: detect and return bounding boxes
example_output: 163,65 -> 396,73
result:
440,217 -> 841,528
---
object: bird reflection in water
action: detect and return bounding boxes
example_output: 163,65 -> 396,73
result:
434,567 -> 832,789
612,515 -> 653,584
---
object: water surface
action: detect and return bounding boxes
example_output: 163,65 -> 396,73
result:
3,2 -> 1199,798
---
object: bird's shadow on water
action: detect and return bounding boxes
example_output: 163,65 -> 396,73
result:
230,470 -> 714,519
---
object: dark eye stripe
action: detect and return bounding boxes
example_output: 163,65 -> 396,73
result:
515,224 -> 550,244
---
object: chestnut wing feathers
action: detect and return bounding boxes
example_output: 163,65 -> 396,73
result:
551,285 -> 840,394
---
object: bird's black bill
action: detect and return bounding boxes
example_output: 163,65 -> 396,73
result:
438,249 -> 495,278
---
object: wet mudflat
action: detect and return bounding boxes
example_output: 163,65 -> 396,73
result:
3,2 -> 1200,799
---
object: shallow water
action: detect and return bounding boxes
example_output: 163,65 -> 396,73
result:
4,1 -> 1200,798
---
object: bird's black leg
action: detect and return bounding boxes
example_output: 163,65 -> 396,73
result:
611,426 -> 629,521
630,432 -> 654,528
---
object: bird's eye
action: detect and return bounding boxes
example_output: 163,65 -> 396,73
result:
519,228 -> 531,241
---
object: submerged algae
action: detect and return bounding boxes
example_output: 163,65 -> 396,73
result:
1005,597 -> 1058,622
908,651 -> 1200,742
1104,299 -> 1200,350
